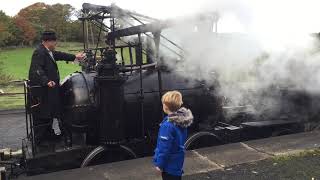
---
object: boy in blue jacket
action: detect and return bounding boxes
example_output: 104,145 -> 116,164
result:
153,91 -> 193,180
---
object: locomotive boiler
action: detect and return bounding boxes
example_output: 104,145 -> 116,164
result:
60,66 -> 221,143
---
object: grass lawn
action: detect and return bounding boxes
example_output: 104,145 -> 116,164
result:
0,84 -> 24,109
0,42 -> 83,81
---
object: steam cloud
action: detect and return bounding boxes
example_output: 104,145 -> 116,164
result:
154,0 -> 320,121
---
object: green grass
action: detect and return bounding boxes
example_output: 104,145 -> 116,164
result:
0,48 -> 33,80
0,84 -> 24,109
0,42 -> 83,81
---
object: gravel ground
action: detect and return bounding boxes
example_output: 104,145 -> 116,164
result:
185,150 -> 320,180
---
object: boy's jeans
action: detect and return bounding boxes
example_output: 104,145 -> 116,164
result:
161,172 -> 181,180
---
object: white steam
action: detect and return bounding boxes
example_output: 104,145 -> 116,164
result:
153,0 -> 320,121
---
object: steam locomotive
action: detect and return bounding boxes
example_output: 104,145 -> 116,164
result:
16,3 -> 320,176
60,68 -> 221,142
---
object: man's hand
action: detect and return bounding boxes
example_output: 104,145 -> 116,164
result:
155,166 -> 162,173
47,81 -> 56,88
75,52 -> 86,61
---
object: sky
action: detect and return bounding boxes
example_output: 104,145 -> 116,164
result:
1,0 -> 320,35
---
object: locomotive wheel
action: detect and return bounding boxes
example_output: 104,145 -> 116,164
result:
81,145 -> 137,167
185,131 -> 223,150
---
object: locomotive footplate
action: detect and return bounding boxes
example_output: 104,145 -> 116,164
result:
22,138 -> 95,176
22,136 -> 153,176
240,119 -> 302,128
240,119 -> 304,140
195,120 -> 304,145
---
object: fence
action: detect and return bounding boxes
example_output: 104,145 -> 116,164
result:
0,81 -> 25,110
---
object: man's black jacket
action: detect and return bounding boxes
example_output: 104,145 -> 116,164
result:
29,44 -> 75,86
28,44 -> 76,118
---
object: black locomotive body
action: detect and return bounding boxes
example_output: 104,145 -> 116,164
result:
60,69 -> 221,143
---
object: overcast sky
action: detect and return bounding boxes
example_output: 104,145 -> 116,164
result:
1,0 -> 320,35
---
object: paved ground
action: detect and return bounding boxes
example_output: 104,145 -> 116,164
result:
19,131 -> 320,180
185,150 -> 320,180
0,109 -> 26,149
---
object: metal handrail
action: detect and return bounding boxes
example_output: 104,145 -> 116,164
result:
23,80 -> 46,157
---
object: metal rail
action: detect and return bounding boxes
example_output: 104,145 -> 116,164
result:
0,93 -> 24,96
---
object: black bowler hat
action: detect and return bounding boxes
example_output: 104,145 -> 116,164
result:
41,30 -> 57,41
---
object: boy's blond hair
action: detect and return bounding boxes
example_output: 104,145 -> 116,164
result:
161,91 -> 183,112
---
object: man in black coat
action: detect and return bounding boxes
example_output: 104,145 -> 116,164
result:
28,31 -> 85,144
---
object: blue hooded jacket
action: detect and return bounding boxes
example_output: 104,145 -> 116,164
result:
153,107 -> 193,176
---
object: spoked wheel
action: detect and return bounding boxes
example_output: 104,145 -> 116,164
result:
81,145 -> 137,167
185,131 -> 223,150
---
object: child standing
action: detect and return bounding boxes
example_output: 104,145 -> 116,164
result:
153,91 -> 193,180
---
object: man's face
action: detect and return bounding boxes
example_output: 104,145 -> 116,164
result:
43,40 -> 57,51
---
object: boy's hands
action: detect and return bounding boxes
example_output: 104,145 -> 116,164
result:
155,166 -> 162,173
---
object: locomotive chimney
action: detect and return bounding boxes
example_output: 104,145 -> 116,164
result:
95,48 -> 127,145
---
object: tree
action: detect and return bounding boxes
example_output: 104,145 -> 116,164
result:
0,11 -> 14,46
14,16 -> 36,45
0,3 -> 83,46
45,3 -> 76,41
16,2 -> 48,44
15,3 -> 82,43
